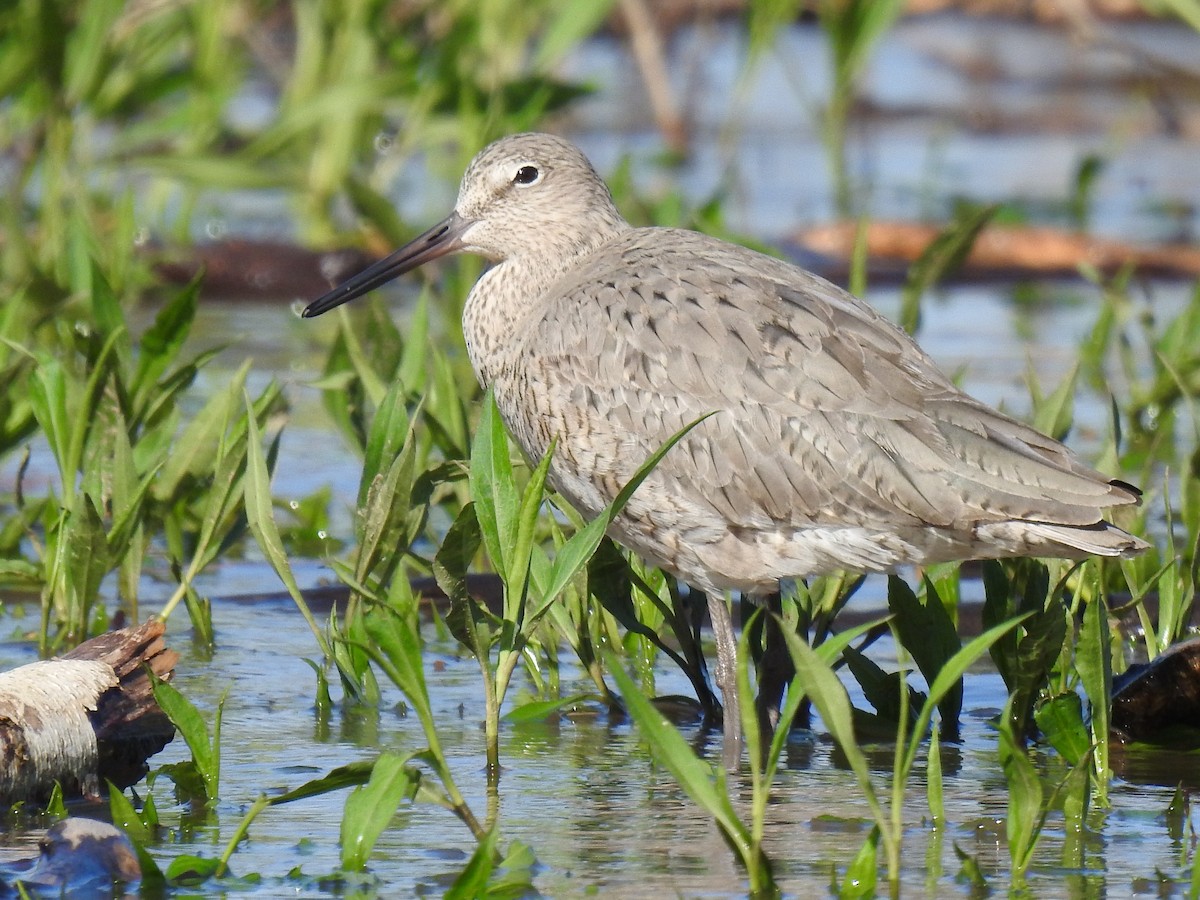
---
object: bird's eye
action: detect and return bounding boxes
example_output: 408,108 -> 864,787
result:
513,165 -> 541,186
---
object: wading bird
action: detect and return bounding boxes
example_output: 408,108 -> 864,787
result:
305,133 -> 1147,756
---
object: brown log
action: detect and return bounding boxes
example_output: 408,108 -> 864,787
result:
0,622 -> 177,804
1111,637 -> 1200,743
153,239 -> 374,300
793,219 -> 1200,280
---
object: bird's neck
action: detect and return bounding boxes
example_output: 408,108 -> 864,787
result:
462,221 -> 630,387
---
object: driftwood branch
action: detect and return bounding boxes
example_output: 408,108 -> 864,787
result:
0,621 -> 177,804
617,0 -> 689,155
793,220 -> 1200,281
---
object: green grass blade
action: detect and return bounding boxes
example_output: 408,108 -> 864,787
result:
899,203 -> 997,334
242,390 -> 329,657
927,725 -> 944,827
154,361 -> 249,500
533,0 -> 617,70
777,624 -> 892,862
534,412 -> 716,616
608,657 -> 756,869
1077,593 -> 1112,802
1155,0 -> 1200,31
508,441 -> 555,610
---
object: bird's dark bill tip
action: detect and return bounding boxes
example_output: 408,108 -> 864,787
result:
300,211 -> 469,322
300,295 -> 342,318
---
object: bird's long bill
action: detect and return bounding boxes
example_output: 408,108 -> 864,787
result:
302,211 -> 469,318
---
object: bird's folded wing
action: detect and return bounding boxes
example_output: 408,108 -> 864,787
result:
522,228 -> 1135,534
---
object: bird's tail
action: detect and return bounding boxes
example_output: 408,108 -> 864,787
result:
1017,520 -> 1149,559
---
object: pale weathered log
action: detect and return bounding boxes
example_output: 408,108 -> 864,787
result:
0,621 -> 177,804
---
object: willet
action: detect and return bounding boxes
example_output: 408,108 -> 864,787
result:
304,132 -> 1148,754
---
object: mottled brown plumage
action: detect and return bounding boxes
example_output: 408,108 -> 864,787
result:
306,133 -> 1148,754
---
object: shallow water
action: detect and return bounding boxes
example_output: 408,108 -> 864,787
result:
3,584 -> 1193,897
3,11 -> 1200,897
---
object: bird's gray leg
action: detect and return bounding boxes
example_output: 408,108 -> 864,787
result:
754,590 -> 795,736
706,591 -> 742,766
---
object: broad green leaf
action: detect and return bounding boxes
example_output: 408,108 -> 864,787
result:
444,827 -> 499,900
1009,598 -> 1067,736
888,575 -> 962,732
154,361 -> 248,499
470,391 -> 518,578
765,617 -> 889,771
45,782 -> 66,819
341,752 -> 417,870
358,378 -> 410,508
953,842 -> 988,890
503,693 -> 596,723
166,854 -> 223,884
108,783 -> 151,845
842,645 -> 921,725
1034,693 -> 1090,766
998,701 -> 1043,876
364,604 -> 446,763
61,495 -> 109,630
917,614 -> 1030,752
485,839 -> 537,897
841,825 -> 879,898
982,560 -> 1017,687
131,277 -> 200,413
0,558 -> 41,582
150,678 -> 222,802
355,431 -> 420,588
268,761 -> 377,805
436,503 -> 496,660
